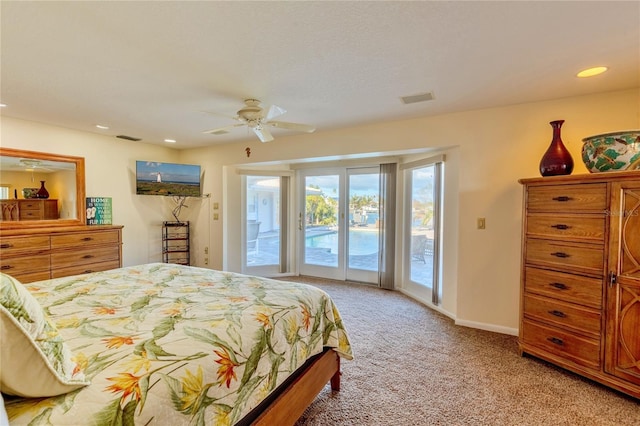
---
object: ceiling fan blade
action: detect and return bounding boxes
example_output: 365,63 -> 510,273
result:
202,123 -> 245,135
267,121 -> 316,133
252,127 -> 274,143
200,110 -> 240,121
265,104 -> 286,121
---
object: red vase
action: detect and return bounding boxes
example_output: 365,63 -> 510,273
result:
539,120 -> 574,176
36,180 -> 49,199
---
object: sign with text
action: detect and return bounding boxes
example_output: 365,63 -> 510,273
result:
86,197 -> 112,225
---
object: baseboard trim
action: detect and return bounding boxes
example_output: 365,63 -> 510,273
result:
399,288 -> 518,336
455,319 -> 519,336
398,288 -> 455,321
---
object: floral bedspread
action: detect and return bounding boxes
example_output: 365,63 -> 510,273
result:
4,263 -> 352,425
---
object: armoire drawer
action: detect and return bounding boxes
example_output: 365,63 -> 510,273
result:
524,267 -> 602,309
527,184 -> 607,212
526,214 -> 605,242
523,294 -> 600,337
522,320 -> 600,369
525,239 -> 604,275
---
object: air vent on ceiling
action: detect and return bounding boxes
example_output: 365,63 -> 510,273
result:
400,92 -> 435,105
116,135 -> 142,141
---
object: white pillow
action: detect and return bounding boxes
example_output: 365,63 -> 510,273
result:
0,392 -> 8,426
0,273 -> 90,397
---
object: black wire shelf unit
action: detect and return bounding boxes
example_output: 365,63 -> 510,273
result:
162,221 -> 190,265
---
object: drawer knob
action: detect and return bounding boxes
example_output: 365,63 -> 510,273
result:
550,282 -> 568,290
82,254 -> 94,259
81,237 -> 94,242
547,336 -> 564,346
551,252 -> 570,258
0,265 -> 14,270
0,243 -> 13,249
552,196 -> 572,202
548,310 -> 566,318
551,224 -> 570,230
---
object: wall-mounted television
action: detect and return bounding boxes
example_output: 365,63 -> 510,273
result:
136,161 -> 201,197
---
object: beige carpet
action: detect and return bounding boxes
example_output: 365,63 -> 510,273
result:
279,276 -> 640,426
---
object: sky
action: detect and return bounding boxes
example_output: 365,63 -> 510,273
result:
136,161 -> 200,183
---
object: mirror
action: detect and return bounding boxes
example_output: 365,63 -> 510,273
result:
0,147 -> 86,229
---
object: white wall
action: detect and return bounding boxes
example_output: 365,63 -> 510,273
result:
2,88 -> 638,335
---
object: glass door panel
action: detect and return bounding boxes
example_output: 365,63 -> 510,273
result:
300,173 -> 343,279
346,169 -> 379,283
404,162 -> 441,305
244,176 -> 281,275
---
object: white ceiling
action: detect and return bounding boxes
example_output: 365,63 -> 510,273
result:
1,1 -> 638,149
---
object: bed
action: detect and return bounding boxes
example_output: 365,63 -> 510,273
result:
1,263 -> 353,425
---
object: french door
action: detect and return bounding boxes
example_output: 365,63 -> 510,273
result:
298,167 -> 380,283
403,159 -> 442,304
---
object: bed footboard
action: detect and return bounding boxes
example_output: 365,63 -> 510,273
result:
252,349 -> 341,426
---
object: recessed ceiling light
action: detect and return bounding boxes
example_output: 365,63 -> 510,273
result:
95,124 -> 110,130
164,139 -> 177,143
577,66 -> 608,78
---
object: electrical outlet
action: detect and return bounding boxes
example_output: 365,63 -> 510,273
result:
477,217 -> 486,229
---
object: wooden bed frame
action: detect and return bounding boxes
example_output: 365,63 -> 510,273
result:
246,349 -> 341,425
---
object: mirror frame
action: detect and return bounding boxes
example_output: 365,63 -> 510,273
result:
0,147 -> 86,229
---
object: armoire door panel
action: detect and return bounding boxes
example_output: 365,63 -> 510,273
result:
606,183 -> 640,386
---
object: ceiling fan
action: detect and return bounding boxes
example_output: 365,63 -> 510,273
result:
19,159 -> 55,172
203,99 -> 316,143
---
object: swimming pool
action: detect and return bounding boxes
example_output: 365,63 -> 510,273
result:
306,229 -> 379,256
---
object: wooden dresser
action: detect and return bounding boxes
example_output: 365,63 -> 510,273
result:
0,199 -> 58,221
0,225 -> 123,283
519,171 -> 640,399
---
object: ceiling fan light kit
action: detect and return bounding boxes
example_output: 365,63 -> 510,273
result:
203,99 -> 316,143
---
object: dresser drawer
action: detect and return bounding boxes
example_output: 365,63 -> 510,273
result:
9,270 -> 52,284
526,214 -> 605,242
51,230 -> 120,249
19,209 -> 42,220
51,260 -> 121,278
523,294 -> 600,337
527,184 -> 607,212
522,320 -> 600,369
19,200 -> 43,210
524,267 -> 602,308
526,239 -> 604,276
51,245 -> 120,269
0,235 -> 50,254
0,254 -> 50,276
